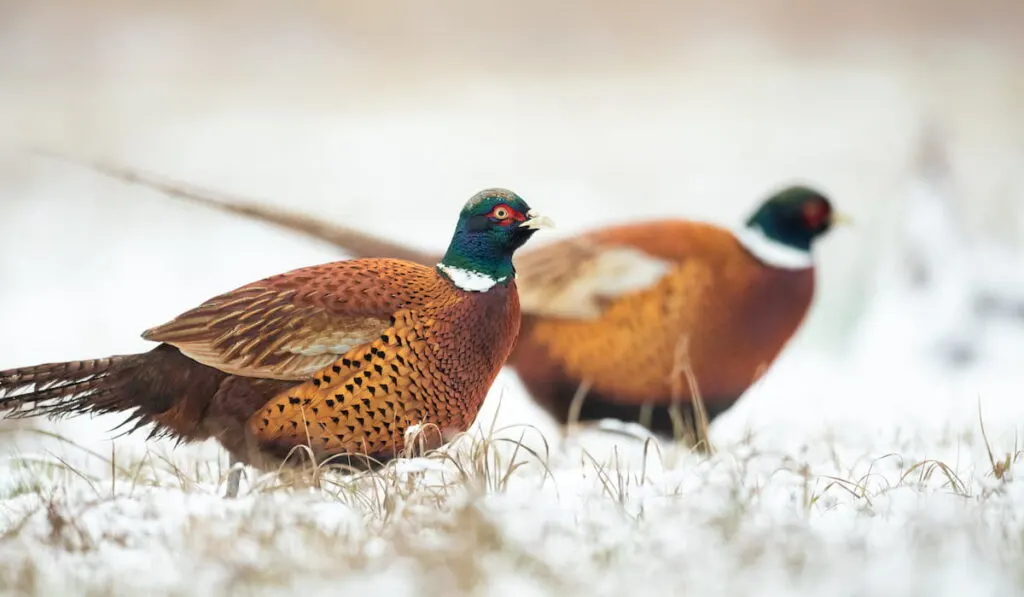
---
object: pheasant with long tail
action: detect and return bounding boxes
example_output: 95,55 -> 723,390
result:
0,186 -> 551,496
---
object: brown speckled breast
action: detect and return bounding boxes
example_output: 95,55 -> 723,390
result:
248,275 -> 520,463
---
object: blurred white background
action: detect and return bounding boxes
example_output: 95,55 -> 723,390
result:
0,0 -> 1022,453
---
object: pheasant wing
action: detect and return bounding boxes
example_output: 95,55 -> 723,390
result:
144,259 -> 436,380
515,235 -> 674,319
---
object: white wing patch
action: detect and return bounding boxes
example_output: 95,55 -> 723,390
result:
518,244 -> 673,319
733,225 -> 814,270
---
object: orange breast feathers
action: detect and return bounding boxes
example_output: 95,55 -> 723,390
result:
509,220 -> 816,406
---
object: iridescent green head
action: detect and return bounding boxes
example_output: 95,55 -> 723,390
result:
737,185 -> 849,269
438,188 -> 553,291
746,186 -> 847,250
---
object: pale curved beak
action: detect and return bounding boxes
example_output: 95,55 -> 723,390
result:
831,211 -> 854,226
520,209 -> 555,230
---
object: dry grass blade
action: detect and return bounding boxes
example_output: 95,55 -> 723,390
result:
817,475 -> 873,506
899,460 -> 969,496
669,335 -> 713,453
640,436 -> 665,486
566,379 -> 594,435
580,447 -> 638,517
977,397 -> 1011,482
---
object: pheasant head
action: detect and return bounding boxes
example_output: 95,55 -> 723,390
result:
438,188 -> 553,292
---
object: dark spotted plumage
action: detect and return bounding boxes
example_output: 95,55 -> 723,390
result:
0,188 -> 549,491
39,155 -> 844,441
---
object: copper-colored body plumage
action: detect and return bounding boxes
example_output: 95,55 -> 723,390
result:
0,252 -> 522,473
508,221 -> 815,427
144,257 -> 521,467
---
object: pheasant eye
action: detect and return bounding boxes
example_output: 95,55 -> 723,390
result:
493,206 -> 510,219
802,200 -> 829,228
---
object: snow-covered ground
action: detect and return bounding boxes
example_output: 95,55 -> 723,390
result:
1,5 -> 1024,595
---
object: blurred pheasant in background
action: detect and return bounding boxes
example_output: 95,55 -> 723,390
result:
0,187 -> 550,497
36,153 -> 846,446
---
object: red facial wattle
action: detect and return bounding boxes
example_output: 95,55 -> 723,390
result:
802,200 -> 830,229
489,204 -> 527,227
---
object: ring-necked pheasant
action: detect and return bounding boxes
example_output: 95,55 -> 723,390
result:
31,154 -> 847,443
0,188 -> 551,496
